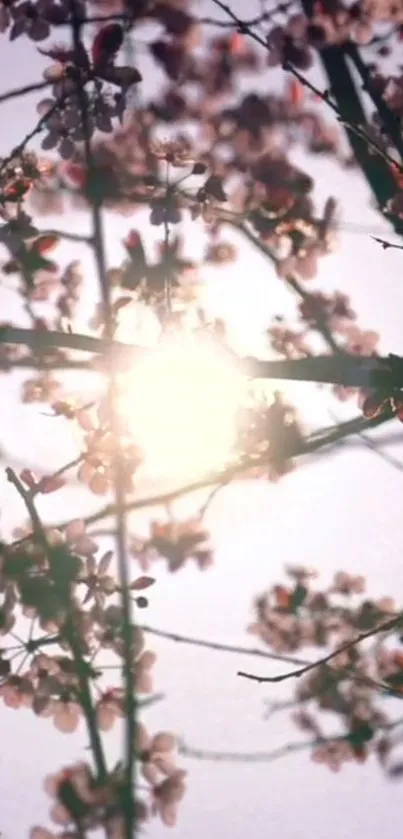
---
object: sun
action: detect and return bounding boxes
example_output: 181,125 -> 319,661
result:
117,330 -> 245,480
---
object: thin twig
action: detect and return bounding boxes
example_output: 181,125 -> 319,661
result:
0,80 -> 51,106
139,623 -> 403,697
371,236 -> 403,251
238,613 -> 403,682
0,97 -> 63,176
139,624 -> 310,666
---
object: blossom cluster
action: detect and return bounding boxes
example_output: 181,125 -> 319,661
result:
249,567 -> 403,774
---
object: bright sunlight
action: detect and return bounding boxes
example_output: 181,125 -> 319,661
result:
118,329 -> 246,480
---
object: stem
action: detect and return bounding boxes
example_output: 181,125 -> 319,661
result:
70,6 -> 136,833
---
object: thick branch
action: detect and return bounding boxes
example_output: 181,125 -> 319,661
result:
346,43 -> 403,162
0,325 -> 400,389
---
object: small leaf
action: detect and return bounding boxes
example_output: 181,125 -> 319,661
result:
131,576 -> 155,591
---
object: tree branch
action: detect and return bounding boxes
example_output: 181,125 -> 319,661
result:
0,325 -> 401,389
346,43 -> 403,162
238,613 -> 403,683
79,411 -> 393,527
179,715 -> 403,763
70,4 -> 135,832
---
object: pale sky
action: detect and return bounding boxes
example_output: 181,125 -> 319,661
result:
2,6 -> 403,839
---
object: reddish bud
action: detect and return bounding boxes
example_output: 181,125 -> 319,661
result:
273,585 -> 291,609
20,469 -> 37,488
287,78 -> 304,107
228,32 -> 245,55
33,234 -> 60,254
124,230 -> 142,251
92,24 -> 124,67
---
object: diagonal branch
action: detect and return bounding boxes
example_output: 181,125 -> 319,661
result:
211,0 -> 403,236
346,43 -> 403,163
79,412 -> 393,527
238,612 -> 403,683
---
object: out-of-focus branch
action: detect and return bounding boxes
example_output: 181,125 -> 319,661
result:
299,2 -> 403,235
179,715 -> 403,763
0,98 -> 63,176
178,734 -> 344,763
0,80 -> 51,106
347,43 -> 403,162
211,0 -> 401,176
77,412 -> 393,527
0,325 -> 402,389
212,0 -> 403,236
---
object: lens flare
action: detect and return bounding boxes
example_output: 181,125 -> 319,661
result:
118,331 -> 245,479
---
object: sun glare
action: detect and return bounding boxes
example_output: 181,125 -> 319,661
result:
118,332 -> 245,480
